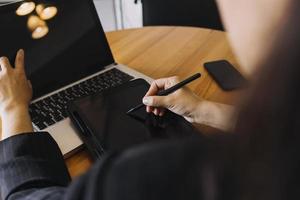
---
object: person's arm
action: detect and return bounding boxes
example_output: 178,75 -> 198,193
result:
0,50 -> 33,140
0,50 -> 107,200
0,132 -> 71,200
142,76 -> 238,132
194,100 -> 238,132
0,50 -> 71,199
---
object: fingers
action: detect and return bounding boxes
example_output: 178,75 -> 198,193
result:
144,76 -> 179,115
143,95 -> 169,108
153,108 -> 165,116
146,106 -> 165,116
145,77 -> 175,96
0,57 -> 12,73
0,49 -> 25,74
146,105 -> 153,113
145,76 -> 179,97
159,109 -> 165,116
15,49 -> 25,73
145,79 -> 166,97
153,108 -> 160,116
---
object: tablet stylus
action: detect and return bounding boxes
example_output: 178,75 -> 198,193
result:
126,73 -> 201,114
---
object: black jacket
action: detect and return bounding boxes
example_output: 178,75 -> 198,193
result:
0,132 -> 234,200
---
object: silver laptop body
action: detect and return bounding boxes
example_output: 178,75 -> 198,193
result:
36,64 -> 152,156
0,0 -> 152,156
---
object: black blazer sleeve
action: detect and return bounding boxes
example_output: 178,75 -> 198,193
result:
0,132 -> 232,200
0,132 -> 71,200
0,132 -> 116,200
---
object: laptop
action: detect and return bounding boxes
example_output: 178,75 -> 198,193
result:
0,0 -> 152,156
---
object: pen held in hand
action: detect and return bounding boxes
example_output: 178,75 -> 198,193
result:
126,73 -> 201,114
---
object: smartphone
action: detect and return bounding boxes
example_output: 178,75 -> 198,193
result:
204,60 -> 247,91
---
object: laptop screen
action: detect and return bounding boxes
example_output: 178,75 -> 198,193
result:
0,0 -> 115,99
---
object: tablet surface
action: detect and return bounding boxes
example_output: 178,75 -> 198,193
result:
68,79 -> 198,158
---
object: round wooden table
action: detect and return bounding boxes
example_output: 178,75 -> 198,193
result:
65,26 -> 244,178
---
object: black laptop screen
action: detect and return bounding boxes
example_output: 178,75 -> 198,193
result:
0,0 -> 115,99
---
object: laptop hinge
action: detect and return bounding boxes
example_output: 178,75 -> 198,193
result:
104,63 -> 118,69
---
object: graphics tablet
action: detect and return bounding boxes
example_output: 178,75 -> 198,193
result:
67,79 -> 199,159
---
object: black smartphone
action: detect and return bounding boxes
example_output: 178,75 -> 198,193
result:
204,60 -> 247,91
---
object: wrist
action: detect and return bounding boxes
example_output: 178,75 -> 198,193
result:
194,100 -> 238,132
1,103 -> 33,140
193,100 -> 211,124
1,103 -> 29,118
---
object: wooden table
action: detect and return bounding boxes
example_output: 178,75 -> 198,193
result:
65,26 -> 244,178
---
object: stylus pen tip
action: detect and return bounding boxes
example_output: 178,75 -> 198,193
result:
126,109 -> 134,114
126,104 -> 145,114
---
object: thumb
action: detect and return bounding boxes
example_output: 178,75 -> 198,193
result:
143,96 -> 169,107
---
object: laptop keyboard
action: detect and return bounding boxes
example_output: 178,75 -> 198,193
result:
29,68 -> 134,130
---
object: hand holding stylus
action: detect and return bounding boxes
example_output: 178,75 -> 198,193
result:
128,74 -> 203,123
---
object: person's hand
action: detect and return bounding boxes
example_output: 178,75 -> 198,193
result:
0,49 -> 32,114
143,76 -> 202,123
143,76 -> 238,132
0,49 -> 33,140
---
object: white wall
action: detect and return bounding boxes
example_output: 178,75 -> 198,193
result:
120,0 -> 143,29
93,0 -> 142,32
93,0 -> 118,32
